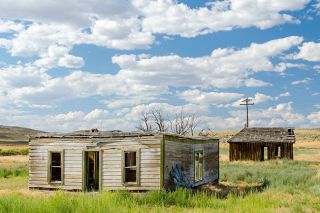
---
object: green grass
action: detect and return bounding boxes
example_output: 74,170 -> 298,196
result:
0,149 -> 29,156
220,160 -> 319,196
294,147 -> 320,155
0,166 -> 28,178
0,160 -> 319,212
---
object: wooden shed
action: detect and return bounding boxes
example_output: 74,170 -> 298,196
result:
29,130 -> 219,191
227,128 -> 295,161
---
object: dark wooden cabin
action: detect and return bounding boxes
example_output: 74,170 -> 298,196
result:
227,128 -> 295,161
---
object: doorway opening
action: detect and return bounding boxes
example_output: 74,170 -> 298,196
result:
84,151 -> 100,191
260,146 -> 269,161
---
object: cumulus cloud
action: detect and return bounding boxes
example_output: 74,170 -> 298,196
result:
0,20 -> 24,33
293,42 -> 320,61
178,89 -> 243,105
138,0 -> 309,37
0,36 -> 304,108
307,111 -> 320,125
231,92 -> 274,107
0,0 -> 309,56
229,102 -> 306,127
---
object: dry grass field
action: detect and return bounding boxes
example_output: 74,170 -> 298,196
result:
0,128 -> 319,212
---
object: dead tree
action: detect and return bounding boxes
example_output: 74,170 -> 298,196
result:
171,108 -> 200,136
188,114 -> 200,136
136,107 -> 200,135
150,108 -> 168,132
136,112 -> 153,132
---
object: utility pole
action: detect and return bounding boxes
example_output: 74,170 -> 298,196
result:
240,98 -> 254,128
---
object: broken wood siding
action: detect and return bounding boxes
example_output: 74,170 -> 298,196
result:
163,140 -> 193,190
229,142 -> 294,161
163,136 -> 219,190
100,137 -> 161,191
29,141 -> 90,190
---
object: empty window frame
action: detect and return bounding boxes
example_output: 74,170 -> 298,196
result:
288,128 -> 294,136
122,150 -> 140,184
48,151 -> 64,183
194,151 -> 204,182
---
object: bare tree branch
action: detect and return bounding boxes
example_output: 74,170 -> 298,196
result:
136,112 -> 153,132
150,108 -> 168,132
136,107 -> 201,135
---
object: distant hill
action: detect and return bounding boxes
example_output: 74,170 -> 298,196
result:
0,125 -> 45,143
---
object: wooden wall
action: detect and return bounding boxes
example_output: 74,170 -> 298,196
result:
29,141 -> 89,190
163,140 -> 219,190
29,136 -> 161,191
101,137 -> 161,191
229,142 -> 294,161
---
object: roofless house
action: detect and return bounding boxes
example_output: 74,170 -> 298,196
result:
29,130 -> 219,191
227,128 -> 295,161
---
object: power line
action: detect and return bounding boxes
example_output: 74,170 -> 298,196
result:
240,98 -> 254,128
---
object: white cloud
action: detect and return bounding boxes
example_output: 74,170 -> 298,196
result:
138,0 -> 309,37
244,78 -> 272,87
313,65 -> 320,73
275,92 -> 291,100
293,42 -> 320,61
279,92 -> 291,97
58,54 -> 84,68
0,0 -> 309,57
0,36 -> 304,108
51,111 -> 85,122
231,92 -> 273,107
273,62 -> 305,73
84,109 -> 108,121
253,93 -> 274,104
0,20 -> 24,33
229,102 -> 306,127
307,111 -> 320,125
291,77 -> 312,85
178,89 -> 243,105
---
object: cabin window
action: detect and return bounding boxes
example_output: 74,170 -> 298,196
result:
194,151 -> 204,182
288,129 -> 294,136
122,150 -> 140,184
48,151 -> 63,183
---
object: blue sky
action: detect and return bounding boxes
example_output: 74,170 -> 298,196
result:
0,0 -> 319,132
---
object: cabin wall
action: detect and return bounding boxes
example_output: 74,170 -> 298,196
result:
101,137 -> 161,191
163,140 -> 219,190
163,140 -> 193,190
29,142 -> 88,190
229,142 -> 294,161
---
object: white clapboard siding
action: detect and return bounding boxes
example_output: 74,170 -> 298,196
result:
29,142 -> 88,190
102,139 -> 161,190
29,136 -> 162,191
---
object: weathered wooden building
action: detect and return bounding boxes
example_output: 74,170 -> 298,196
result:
227,128 -> 295,161
29,130 -> 219,191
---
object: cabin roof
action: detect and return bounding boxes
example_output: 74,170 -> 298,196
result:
227,127 -> 295,143
30,130 -> 219,141
31,130 -> 155,139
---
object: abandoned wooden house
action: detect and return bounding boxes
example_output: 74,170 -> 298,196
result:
227,128 -> 295,161
29,130 -> 219,191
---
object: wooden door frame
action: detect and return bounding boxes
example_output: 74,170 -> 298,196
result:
82,149 -> 103,192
